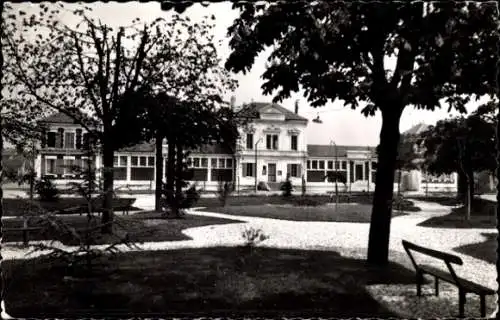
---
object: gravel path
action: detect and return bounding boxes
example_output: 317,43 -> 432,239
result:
2,199 -> 497,318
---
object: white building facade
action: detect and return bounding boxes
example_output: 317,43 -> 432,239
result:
34,103 -> 458,194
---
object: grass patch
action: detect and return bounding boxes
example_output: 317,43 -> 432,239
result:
407,195 -> 462,206
418,198 -> 497,229
2,213 -> 243,245
202,203 -> 407,223
197,194 -> 420,212
454,233 -> 497,264
2,197 -> 139,216
2,247 -> 419,317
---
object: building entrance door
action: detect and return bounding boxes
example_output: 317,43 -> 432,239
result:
355,163 -> 364,182
268,163 -> 276,182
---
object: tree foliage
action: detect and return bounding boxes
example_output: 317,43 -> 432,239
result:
2,3 -> 235,231
420,101 -> 497,176
225,1 -> 498,265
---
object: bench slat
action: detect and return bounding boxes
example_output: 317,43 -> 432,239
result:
402,240 -> 463,265
420,265 -> 495,295
4,227 -> 43,232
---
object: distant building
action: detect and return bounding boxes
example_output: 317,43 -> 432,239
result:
33,107 -> 457,193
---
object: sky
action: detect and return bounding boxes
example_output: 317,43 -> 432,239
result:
10,2 -> 490,147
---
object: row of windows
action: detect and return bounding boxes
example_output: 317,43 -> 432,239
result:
44,158 -> 91,176
114,156 -> 155,167
307,160 -> 348,170
241,163 -> 301,178
188,157 -> 233,169
245,133 -> 298,151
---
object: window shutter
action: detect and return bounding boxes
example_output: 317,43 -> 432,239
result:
242,163 -> 247,177
56,155 -> 64,177
40,155 -> 46,176
58,128 -> 64,148
287,164 -> 291,177
298,164 -> 302,177
41,129 -> 47,148
82,133 -> 89,150
76,129 -> 82,149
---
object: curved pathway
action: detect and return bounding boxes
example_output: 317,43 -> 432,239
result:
2,200 -> 496,289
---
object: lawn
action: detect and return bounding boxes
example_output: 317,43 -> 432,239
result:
2,247 -> 419,317
202,203 -> 407,222
196,194 -> 420,212
2,213 -> 243,245
2,197 -> 140,216
454,232 -> 497,264
417,198 -> 497,229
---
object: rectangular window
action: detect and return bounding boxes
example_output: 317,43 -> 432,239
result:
291,135 -> 298,150
148,156 -> 155,167
131,156 -> 138,166
193,158 -> 200,168
219,158 -> 225,169
226,158 -> 233,169
211,158 -> 217,168
312,160 -> 318,169
290,164 -> 299,177
307,160 -> 311,169
64,132 -> 75,149
46,158 -> 56,175
342,161 -> 347,170
327,161 -> 333,170
319,161 -> 325,170
201,158 -> 208,168
139,157 -> 147,166
335,161 -> 340,170
266,134 -> 278,150
114,156 -> 119,166
242,163 -> 255,177
246,133 -> 253,149
63,158 -> 75,175
47,132 -> 56,147
120,156 -> 128,167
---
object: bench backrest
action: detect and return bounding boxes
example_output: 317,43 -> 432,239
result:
402,240 -> 463,265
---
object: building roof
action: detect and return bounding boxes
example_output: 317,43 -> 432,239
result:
117,142 -> 156,153
307,144 -> 377,158
39,112 -> 79,124
403,123 -> 430,136
116,142 -> 233,155
237,102 -> 308,122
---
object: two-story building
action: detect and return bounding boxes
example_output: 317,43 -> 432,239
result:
34,103 -> 458,194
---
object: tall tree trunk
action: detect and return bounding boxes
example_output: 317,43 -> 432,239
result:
495,99 -> 500,320
101,132 -> 114,234
367,109 -> 402,266
465,167 -> 474,221
0,31 -> 4,313
154,132 -> 164,211
166,138 -> 176,215
174,142 -> 184,217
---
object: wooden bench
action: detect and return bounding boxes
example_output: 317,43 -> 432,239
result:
58,199 -> 136,216
3,227 -> 43,246
402,240 -> 495,317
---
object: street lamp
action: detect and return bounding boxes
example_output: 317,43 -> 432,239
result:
254,137 -> 263,193
330,140 -> 339,206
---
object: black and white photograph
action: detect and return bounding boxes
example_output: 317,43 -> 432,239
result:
0,1 -> 498,318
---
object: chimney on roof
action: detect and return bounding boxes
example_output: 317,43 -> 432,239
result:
294,99 -> 299,114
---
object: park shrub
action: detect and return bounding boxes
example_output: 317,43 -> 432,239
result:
217,180 -> 232,207
292,197 -> 321,207
241,227 -> 269,247
35,177 -> 59,202
280,178 -> 293,197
